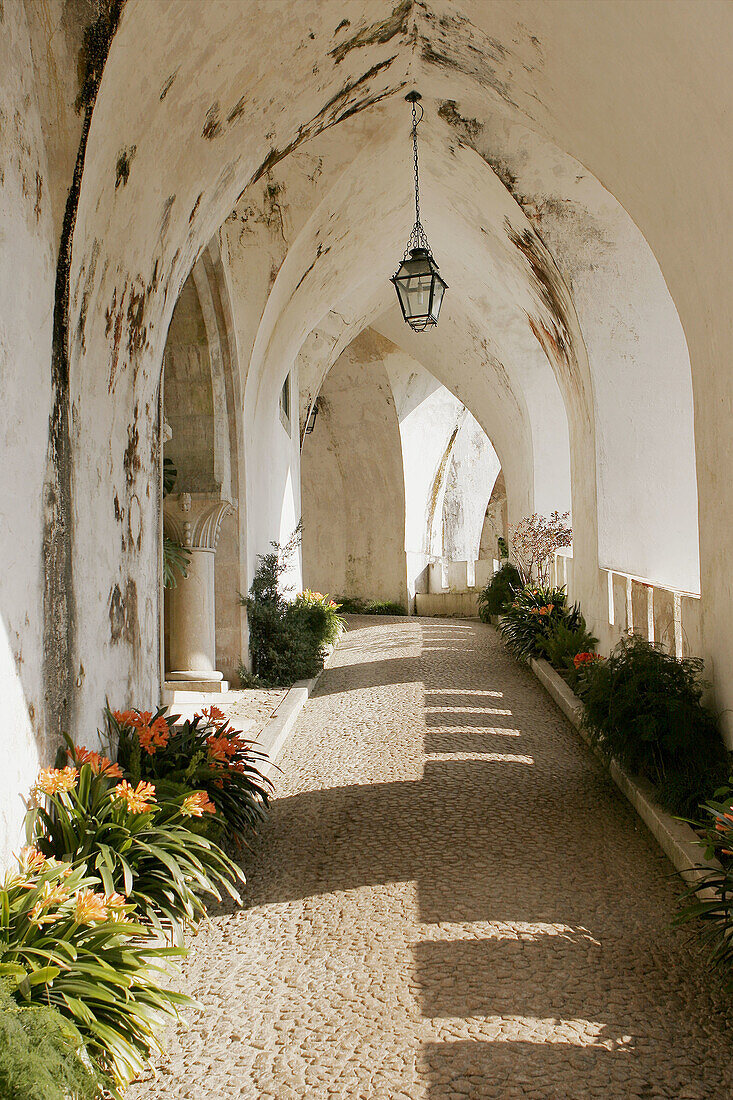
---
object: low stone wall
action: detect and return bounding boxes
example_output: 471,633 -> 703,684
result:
415,591 -> 479,618
528,654 -> 719,899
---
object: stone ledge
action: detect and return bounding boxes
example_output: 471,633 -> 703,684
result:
254,640 -> 338,782
528,653 -> 720,899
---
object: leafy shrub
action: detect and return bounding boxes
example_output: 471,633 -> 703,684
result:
241,536 -> 344,685
0,979 -> 104,1100
162,456 -> 178,496
28,753 -> 244,943
676,784 -> 733,978
293,590 -> 345,647
0,857 -> 189,1093
236,664 -> 263,688
477,562 -> 521,620
366,600 -> 406,615
336,596 -> 406,615
536,617 -> 599,691
499,586 -> 583,662
581,633 -> 728,815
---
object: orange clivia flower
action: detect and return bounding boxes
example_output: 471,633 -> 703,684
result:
201,705 -> 227,725
104,892 -> 128,910
181,791 -> 217,817
103,892 -> 132,922
129,711 -> 154,730
136,727 -> 155,754
112,779 -> 156,813
137,717 -> 170,755
73,746 -> 123,778
32,766 -> 78,799
29,880 -> 71,924
206,733 -> 238,763
74,889 -> 109,924
112,709 -> 139,729
17,846 -> 48,874
151,714 -> 169,738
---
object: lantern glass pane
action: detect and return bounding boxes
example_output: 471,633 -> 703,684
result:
395,279 -> 411,317
404,273 -> 433,318
430,278 -> 445,322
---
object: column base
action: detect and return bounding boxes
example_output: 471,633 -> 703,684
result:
164,677 -> 230,693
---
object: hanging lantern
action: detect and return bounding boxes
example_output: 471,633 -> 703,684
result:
391,92 -> 447,331
304,397 -> 320,435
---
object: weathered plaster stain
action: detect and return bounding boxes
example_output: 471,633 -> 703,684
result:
437,99 -> 482,141
159,68 -> 178,100
43,0 -> 124,743
189,192 -> 203,223
115,144 -> 136,188
202,102 -> 222,140
227,96 -> 246,125
329,0 -> 411,64
505,218 -> 573,366
294,243 -> 331,293
123,407 -> 141,488
109,578 -> 138,644
248,57 -> 400,190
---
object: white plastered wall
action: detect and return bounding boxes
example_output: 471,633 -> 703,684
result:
0,2 -> 56,862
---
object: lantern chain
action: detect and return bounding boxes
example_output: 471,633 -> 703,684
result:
405,96 -> 430,256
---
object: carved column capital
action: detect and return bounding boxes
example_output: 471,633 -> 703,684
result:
164,493 -> 236,552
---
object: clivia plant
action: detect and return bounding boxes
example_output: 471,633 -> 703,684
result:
28,749 -> 245,944
499,585 -> 584,662
108,705 -> 272,843
0,855 -> 190,1094
677,785 -> 733,980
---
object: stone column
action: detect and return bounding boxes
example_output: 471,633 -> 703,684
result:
164,493 -> 234,692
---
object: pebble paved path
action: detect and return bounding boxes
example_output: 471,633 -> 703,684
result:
130,617 -> 733,1099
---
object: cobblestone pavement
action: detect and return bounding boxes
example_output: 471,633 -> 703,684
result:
130,617 -> 733,1100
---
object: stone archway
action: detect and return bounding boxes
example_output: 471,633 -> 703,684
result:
301,336 -> 408,608
160,253 -> 241,692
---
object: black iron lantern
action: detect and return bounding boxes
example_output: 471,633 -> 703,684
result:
304,397 -> 320,435
391,92 -> 447,331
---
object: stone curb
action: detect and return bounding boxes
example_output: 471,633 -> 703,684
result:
527,653 -> 721,899
254,640 -> 337,782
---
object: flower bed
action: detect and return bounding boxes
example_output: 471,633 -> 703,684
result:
492,564 -> 733,983
0,703 -> 271,1096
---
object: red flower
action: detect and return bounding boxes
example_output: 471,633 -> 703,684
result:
200,705 -> 227,725
72,746 -> 123,777
137,715 -> 170,755
207,732 -> 238,763
573,651 -> 602,669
